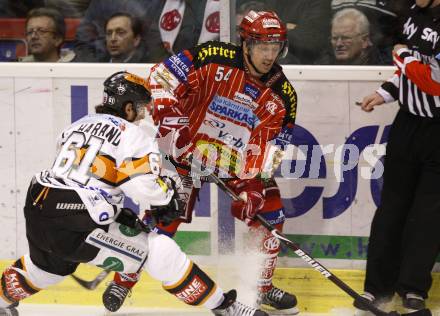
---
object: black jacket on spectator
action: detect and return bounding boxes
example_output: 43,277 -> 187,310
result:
102,46 -> 150,63
315,46 -> 388,65
45,0 -> 91,18
0,0 -> 45,17
265,0 -> 332,64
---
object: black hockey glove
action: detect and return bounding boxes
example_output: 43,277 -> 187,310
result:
150,176 -> 184,226
115,207 -> 148,232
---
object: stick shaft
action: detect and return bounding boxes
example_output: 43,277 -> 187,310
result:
207,173 -> 389,316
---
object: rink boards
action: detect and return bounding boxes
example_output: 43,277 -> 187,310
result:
1,64 -> 440,313
1,64 -> 402,263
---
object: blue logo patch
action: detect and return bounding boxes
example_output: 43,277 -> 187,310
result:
99,212 -> 110,222
244,84 -> 260,100
164,52 -> 192,83
260,208 -> 285,226
436,52 -> 440,61
108,117 -> 120,127
208,95 -> 259,128
275,125 -> 294,149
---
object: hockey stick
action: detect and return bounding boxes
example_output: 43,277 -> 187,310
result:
71,269 -> 111,290
204,171 -> 430,316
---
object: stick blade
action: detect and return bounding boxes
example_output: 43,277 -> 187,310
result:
401,309 -> 432,316
71,270 -> 110,290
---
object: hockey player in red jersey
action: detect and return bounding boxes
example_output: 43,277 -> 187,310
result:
0,71 -> 268,316
103,11 -> 299,315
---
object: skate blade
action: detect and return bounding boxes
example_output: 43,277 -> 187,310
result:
353,309 -> 375,316
261,305 -> 299,316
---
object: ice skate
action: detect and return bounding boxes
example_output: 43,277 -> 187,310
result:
402,293 -> 425,313
353,292 -> 392,316
102,281 -> 131,312
260,286 -> 299,315
212,289 -> 268,316
0,305 -> 18,316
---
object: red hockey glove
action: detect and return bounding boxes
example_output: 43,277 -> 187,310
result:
154,106 -> 191,156
157,116 -> 191,158
158,116 -> 190,149
228,178 -> 264,225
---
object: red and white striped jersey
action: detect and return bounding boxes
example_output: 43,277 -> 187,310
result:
148,41 -> 297,177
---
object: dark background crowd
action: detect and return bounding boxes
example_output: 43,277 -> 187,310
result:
0,0 -> 408,65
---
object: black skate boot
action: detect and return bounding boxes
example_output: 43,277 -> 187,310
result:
212,289 -> 268,316
102,281 -> 131,312
353,292 -> 392,316
0,304 -> 19,316
260,286 -> 298,315
402,293 -> 426,313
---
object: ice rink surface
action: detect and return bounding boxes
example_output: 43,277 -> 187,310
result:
16,304 -> 334,316
16,304 -> 210,316
12,303 -> 440,315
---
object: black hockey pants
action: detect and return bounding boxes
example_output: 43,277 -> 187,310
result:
24,180 -> 102,275
364,110 -> 440,299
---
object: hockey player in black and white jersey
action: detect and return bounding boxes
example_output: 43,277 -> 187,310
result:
0,71 -> 267,316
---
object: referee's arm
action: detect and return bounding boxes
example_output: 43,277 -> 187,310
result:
393,45 -> 440,96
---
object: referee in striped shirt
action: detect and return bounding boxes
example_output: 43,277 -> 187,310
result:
354,0 -> 440,314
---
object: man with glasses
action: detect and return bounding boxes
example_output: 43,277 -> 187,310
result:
316,8 -> 386,65
20,7 -> 75,62
330,0 -> 406,64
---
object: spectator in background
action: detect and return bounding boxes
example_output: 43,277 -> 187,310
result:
0,0 -> 90,18
0,0 -> 45,17
235,0 -> 266,43
20,7 -> 75,62
264,0 -> 331,64
73,0 -> 163,62
45,0 -> 91,18
73,0 -> 219,63
331,0 -> 406,64
315,8 -> 386,65
103,12 -> 149,63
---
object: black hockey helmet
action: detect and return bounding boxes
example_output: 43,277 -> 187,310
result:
102,71 -> 151,118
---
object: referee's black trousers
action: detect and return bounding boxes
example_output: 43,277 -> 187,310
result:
364,109 -> 440,299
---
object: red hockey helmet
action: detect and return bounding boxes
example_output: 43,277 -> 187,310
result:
239,10 -> 288,59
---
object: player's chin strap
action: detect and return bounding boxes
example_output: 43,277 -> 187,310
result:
201,168 -> 430,316
243,39 -> 266,76
245,51 -> 266,76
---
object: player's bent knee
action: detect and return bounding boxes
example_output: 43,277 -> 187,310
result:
22,254 -> 66,288
145,232 -> 189,282
1,254 -> 65,304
